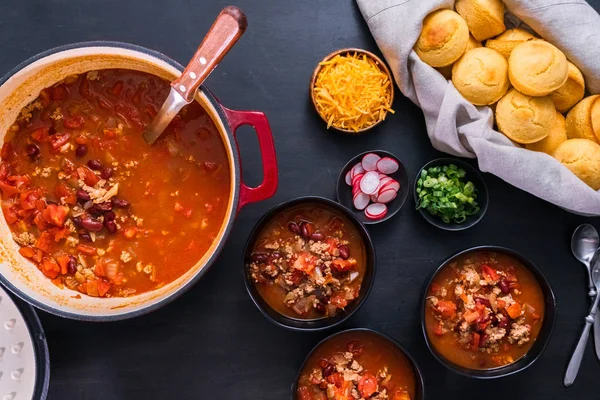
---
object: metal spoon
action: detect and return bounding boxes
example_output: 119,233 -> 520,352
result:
143,6 -> 247,144
564,257 -> 600,386
571,224 -> 600,361
571,224 -> 599,297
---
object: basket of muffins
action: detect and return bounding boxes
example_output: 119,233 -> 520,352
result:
411,0 -> 600,198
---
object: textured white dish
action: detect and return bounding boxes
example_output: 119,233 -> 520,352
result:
0,285 -> 39,400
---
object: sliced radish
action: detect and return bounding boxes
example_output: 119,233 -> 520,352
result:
353,192 -> 370,210
370,194 -> 378,203
361,153 -> 381,172
352,184 -> 361,196
352,173 -> 364,187
380,179 -> 400,193
350,163 -> 364,178
345,170 -> 352,186
377,189 -> 397,204
376,157 -> 399,174
365,203 -> 387,220
360,171 -> 380,195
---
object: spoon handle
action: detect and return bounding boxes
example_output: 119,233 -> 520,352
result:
565,294 -> 600,386
594,315 -> 600,361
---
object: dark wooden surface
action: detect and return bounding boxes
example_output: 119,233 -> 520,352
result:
1,1 -> 600,399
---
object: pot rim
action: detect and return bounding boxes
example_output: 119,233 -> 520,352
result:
242,196 -> 377,331
289,327 -> 425,400
419,245 -> 557,379
0,40 -> 243,321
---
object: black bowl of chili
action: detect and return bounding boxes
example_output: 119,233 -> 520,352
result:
420,246 -> 557,379
291,328 -> 425,400
243,196 -> 376,331
414,158 -> 488,231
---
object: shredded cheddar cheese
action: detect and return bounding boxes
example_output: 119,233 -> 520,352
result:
313,52 -> 394,133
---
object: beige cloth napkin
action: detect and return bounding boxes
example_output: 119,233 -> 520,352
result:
356,0 -> 600,215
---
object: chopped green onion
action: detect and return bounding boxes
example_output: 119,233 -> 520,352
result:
416,163 -> 480,224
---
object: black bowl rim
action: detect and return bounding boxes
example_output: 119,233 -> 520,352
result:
419,245 -> 557,379
242,196 -> 377,332
413,157 -> 489,231
289,327 -> 425,400
336,150 -> 410,225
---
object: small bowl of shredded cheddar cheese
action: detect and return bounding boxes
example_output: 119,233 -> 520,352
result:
310,48 -> 395,134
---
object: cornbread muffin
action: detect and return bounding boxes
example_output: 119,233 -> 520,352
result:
566,95 -> 600,143
554,139 -> 600,190
551,62 -> 585,113
590,95 -> 600,137
452,47 -> 509,105
496,89 -> 556,144
496,28 -> 536,41
455,0 -> 506,41
526,112 -> 567,155
415,9 -> 470,67
508,40 -> 568,96
437,35 -> 481,79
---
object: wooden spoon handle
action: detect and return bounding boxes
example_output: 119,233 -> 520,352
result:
171,6 -> 247,102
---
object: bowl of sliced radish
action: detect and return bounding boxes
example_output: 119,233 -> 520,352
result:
337,151 -> 409,224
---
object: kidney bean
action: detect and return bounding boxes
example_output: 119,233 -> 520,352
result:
479,333 -> 488,348
287,222 -> 300,235
498,279 -> 510,294
346,340 -> 364,357
317,359 -> 328,369
250,252 -> 268,263
87,159 -> 102,170
104,211 -> 115,222
112,198 -> 130,208
271,252 -> 282,260
26,143 -> 40,158
100,167 -> 113,180
79,232 -> 92,242
300,222 -> 315,239
76,189 -> 91,202
75,144 -> 88,157
310,232 -> 325,241
475,297 -> 491,308
315,302 -> 327,314
498,317 -> 509,329
81,217 -> 103,232
338,245 -> 350,260
322,363 -> 334,377
67,256 -> 77,274
72,217 -> 82,229
106,220 -> 117,234
490,315 -> 499,326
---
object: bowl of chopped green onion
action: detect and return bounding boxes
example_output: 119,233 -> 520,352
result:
414,159 -> 488,231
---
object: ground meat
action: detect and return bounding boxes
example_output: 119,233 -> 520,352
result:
12,232 -> 36,246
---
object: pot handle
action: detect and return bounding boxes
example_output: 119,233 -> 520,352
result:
222,107 -> 278,211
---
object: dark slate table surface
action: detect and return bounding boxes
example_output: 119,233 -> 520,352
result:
1,0 -> 600,399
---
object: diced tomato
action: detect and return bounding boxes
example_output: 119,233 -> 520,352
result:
358,372 -> 378,398
40,257 -> 60,279
329,293 -> 348,309
74,135 -> 88,145
30,126 -> 50,142
292,253 -> 317,274
63,115 -> 84,129
0,181 -> 19,197
76,166 -> 100,186
56,254 -> 71,275
2,206 -> 18,224
331,259 -> 356,272
20,190 -> 40,210
506,302 -> 522,319
327,372 -> 344,389
35,231 -> 53,253
481,264 -> 500,281
50,85 -> 68,101
49,227 -> 71,242
85,279 -> 99,297
77,244 -> 97,256
103,128 -> 118,138
16,208 -> 34,219
391,390 -> 411,400
323,237 -> 338,254
18,246 -> 37,259
97,279 -> 111,297
32,211 -> 48,230
49,132 -> 70,150
55,183 -> 76,205
472,332 -> 481,349
436,300 -> 457,318
42,204 -> 69,227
